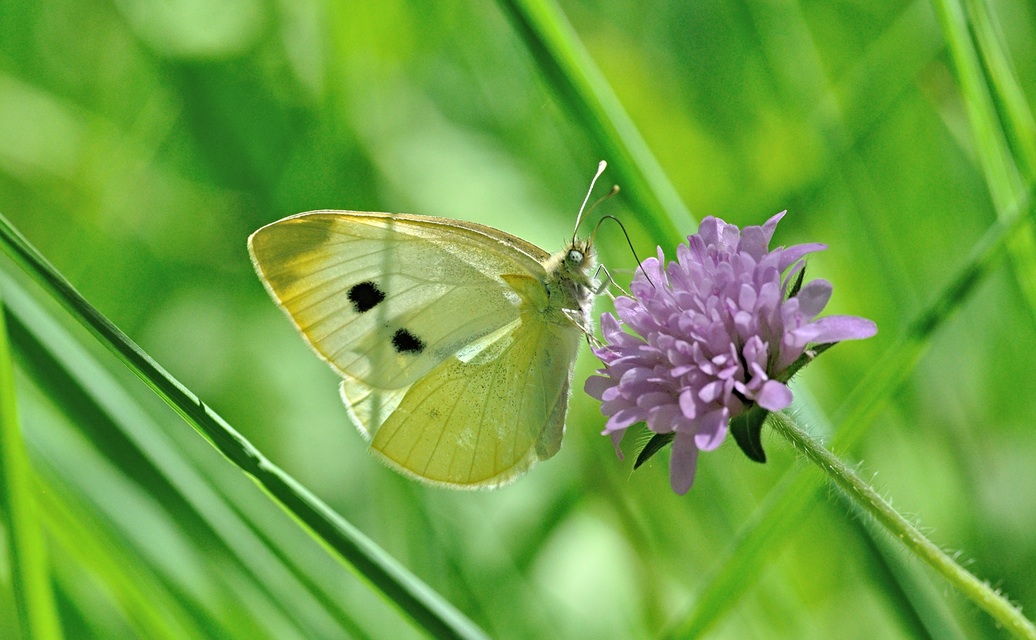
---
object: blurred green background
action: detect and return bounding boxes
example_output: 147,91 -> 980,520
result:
2,0 -> 1035,638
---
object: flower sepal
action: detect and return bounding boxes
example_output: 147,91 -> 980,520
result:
775,342 -> 835,383
729,404 -> 770,463
633,431 -> 675,469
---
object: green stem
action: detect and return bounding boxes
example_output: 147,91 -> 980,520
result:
769,411 -> 1036,640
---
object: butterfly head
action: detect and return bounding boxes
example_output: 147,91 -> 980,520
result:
564,238 -> 594,272
560,235 -> 596,279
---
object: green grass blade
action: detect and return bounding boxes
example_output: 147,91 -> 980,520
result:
34,469 -> 209,640
1,271 -> 373,638
0,295 -> 62,640
931,0 -> 1021,198
667,189 -> 1034,638
958,0 -> 1036,329
932,0 -> 1036,325
962,0 -> 1036,180
860,513 -> 970,640
0,212 -> 488,639
5,301 -> 302,638
497,0 -> 690,242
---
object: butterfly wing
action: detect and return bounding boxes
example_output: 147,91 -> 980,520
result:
248,211 -> 550,391
250,210 -> 587,486
363,296 -> 583,488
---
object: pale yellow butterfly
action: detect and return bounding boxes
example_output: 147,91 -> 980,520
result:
248,162 -> 608,489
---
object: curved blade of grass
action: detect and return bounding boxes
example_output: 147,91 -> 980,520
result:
957,0 -> 1036,329
2,270 -> 375,638
497,0 -> 690,243
0,212 -> 488,640
932,0 -> 1021,196
0,295 -> 62,640
8,312 -> 309,639
666,189 -> 1034,638
961,0 -> 1036,182
932,0 -> 1036,327
32,468 -> 211,640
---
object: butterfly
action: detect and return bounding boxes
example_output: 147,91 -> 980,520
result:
248,163 -> 609,488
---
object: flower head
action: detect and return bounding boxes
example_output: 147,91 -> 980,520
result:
585,212 -> 876,494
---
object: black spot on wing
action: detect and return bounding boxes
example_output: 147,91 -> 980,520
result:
392,328 -> 425,354
348,281 -> 385,313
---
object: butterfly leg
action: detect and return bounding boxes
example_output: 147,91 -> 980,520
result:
592,264 -> 629,299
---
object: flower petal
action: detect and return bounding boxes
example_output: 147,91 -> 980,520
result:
795,279 -> 833,318
697,380 -> 725,403
739,224 -> 768,258
610,430 -> 626,459
583,374 -> 612,400
647,402 -> 683,434
678,389 -> 697,418
604,408 -> 641,433
693,408 -> 729,451
761,211 -> 786,243
756,380 -> 793,411
697,217 -> 720,246
777,243 -> 826,271
804,315 -> 877,343
669,432 -> 700,495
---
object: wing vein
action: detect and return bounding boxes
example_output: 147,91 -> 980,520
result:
467,328 -> 519,482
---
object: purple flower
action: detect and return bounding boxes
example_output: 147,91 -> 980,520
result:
585,212 -> 876,494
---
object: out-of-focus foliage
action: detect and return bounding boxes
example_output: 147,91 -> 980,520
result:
1,0 -> 1034,637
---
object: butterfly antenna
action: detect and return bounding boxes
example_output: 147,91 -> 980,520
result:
573,160 -> 609,241
591,215 -> 657,289
588,185 -> 621,222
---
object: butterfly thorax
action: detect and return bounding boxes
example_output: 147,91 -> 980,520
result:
539,238 -> 596,329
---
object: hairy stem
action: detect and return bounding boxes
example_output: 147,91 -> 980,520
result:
769,411 -> 1036,639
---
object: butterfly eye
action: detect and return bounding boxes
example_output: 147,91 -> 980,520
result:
567,249 -> 584,265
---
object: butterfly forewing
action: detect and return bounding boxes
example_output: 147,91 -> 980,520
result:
248,211 -> 547,390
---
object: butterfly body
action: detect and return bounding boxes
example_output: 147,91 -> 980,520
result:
249,210 -> 598,488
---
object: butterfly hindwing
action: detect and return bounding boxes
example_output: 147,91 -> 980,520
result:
368,307 -> 582,487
